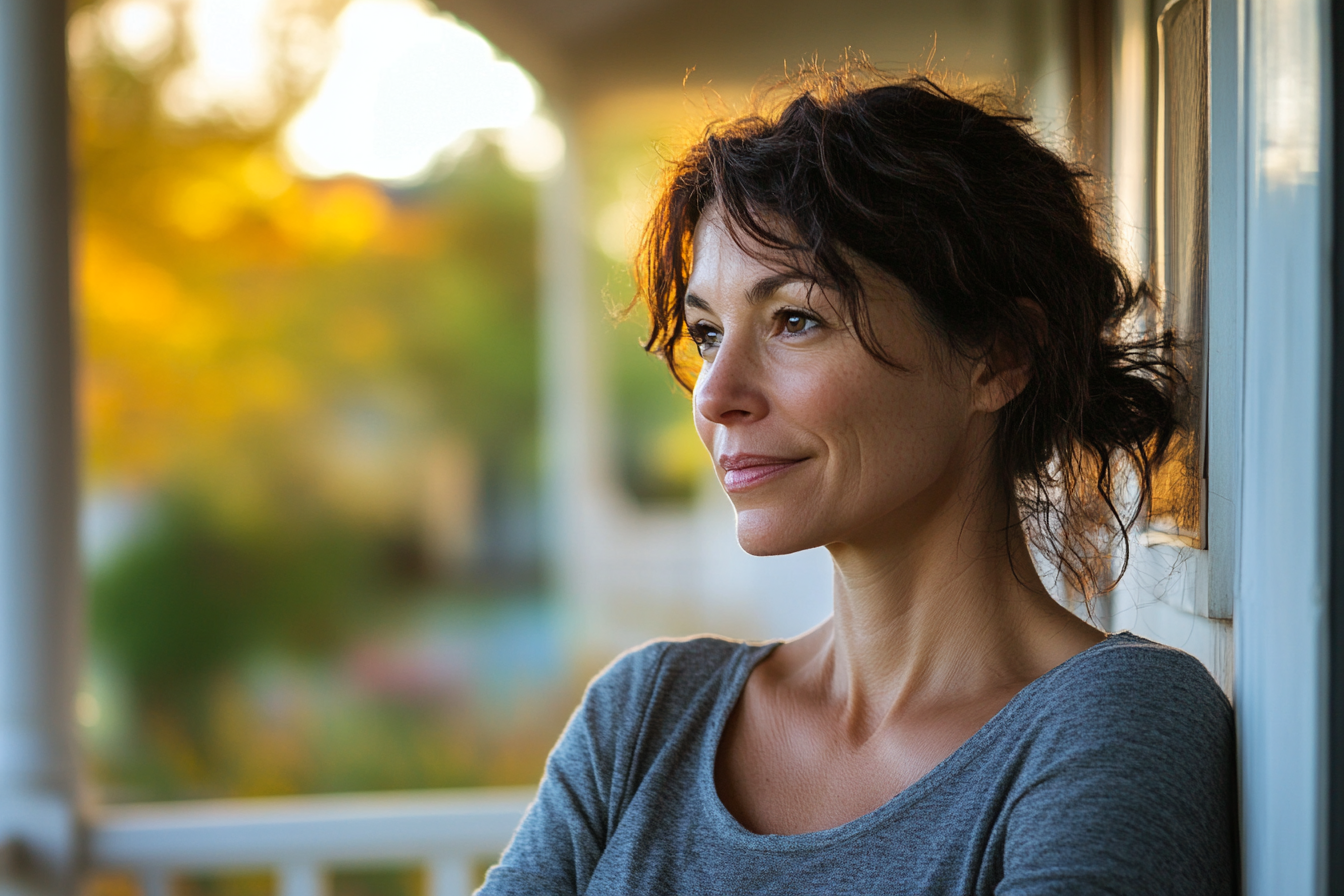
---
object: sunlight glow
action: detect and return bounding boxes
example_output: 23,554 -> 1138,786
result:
497,114 -> 567,181
100,0 -> 176,70
161,0 -> 282,126
76,692 -> 102,728
282,0 -> 542,184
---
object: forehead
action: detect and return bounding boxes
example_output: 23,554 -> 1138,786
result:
687,208 -> 798,296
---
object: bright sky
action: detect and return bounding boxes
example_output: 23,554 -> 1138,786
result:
284,0 -> 561,183
75,0 -> 565,183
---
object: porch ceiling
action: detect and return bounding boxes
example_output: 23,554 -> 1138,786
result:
436,0 -> 1052,106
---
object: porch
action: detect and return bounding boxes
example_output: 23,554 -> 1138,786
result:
0,0 -> 1334,892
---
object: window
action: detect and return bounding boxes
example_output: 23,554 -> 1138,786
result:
1149,0 -> 1210,548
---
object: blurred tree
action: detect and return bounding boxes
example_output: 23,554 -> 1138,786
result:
71,0 -> 548,800
90,497 -> 370,713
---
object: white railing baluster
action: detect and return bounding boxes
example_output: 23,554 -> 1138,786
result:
280,863 -> 325,896
139,868 -> 172,896
427,856 -> 472,896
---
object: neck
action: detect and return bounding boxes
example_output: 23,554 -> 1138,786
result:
790,462 -> 1098,737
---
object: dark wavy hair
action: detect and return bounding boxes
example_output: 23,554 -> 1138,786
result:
633,67 -> 1178,598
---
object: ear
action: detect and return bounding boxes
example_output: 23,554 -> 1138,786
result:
970,299 -> 1043,414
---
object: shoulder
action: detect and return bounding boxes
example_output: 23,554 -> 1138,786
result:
552,635 -> 761,808
997,635 -> 1238,894
580,634 -> 761,724
1040,632 -> 1231,731
1060,630 -> 1226,687
1007,632 -> 1234,783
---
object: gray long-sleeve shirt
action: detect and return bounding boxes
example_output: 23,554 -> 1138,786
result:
479,632 -> 1236,895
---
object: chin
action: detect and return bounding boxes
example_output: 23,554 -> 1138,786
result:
733,507 -> 825,556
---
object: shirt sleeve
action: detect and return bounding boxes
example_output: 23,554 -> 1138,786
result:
995,649 -> 1238,896
475,642 -> 669,896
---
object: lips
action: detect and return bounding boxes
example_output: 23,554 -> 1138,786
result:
717,453 -> 807,492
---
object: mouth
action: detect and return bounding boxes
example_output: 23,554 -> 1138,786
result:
717,453 -> 807,492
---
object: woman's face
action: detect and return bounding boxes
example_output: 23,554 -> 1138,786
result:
686,209 -> 1003,556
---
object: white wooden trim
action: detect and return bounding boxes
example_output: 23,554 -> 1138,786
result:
1236,0 -> 1330,891
89,788 -> 534,870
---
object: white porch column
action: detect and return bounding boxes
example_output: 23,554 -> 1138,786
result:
537,110 -> 615,634
1236,0 -> 1330,892
0,0 -> 81,893
537,110 -> 588,610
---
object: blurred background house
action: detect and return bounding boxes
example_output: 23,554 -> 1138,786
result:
0,0 -> 1331,892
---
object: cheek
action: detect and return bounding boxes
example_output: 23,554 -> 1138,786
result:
819,366 -> 972,495
692,388 -> 715,452
694,418 -> 713,459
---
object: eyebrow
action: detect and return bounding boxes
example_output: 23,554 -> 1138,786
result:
684,274 -> 802,313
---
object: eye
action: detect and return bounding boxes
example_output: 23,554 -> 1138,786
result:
688,321 -> 722,358
778,310 -> 821,336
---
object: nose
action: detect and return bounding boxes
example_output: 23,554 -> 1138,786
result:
693,339 -> 769,425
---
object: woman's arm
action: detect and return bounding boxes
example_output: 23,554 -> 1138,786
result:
476,643 -> 669,895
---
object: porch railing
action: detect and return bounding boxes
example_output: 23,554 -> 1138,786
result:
88,787 -> 535,896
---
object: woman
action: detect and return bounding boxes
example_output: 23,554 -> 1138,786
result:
480,71 -> 1236,895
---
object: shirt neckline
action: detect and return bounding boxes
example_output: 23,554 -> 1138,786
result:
698,630 -> 1142,853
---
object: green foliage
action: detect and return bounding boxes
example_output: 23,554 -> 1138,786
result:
606,306 -> 699,504
85,492 -> 578,803
90,496 -> 374,708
